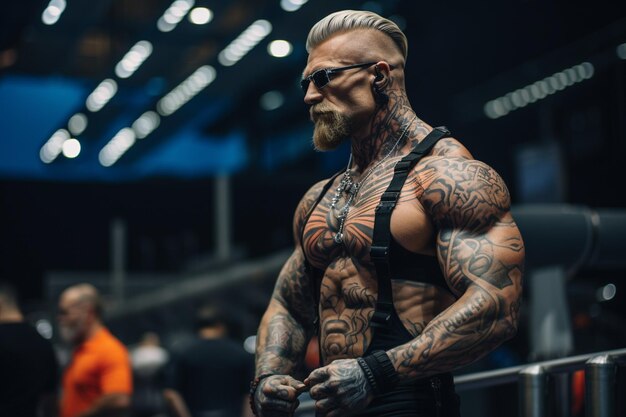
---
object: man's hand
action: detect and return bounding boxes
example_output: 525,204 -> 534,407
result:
254,375 -> 306,417
304,359 -> 374,417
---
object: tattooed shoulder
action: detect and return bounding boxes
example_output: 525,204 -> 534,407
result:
293,179 -> 331,243
414,157 -> 511,231
430,137 -> 473,159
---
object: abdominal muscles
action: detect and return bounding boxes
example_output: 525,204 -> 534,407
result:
318,256 -> 455,364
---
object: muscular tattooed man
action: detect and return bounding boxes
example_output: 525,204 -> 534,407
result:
251,10 -> 524,417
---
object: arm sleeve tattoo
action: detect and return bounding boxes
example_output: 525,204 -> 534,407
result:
388,157 -> 525,380
254,183 -> 324,377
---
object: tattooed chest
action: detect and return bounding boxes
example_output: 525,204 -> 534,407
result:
301,198 -> 381,270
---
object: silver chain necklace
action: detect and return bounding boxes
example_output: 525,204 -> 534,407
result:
330,115 -> 416,244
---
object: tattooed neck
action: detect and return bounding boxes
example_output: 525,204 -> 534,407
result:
350,91 -> 423,173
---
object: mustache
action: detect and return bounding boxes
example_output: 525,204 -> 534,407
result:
309,105 -> 336,121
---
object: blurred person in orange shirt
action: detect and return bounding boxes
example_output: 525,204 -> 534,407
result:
57,284 -> 132,417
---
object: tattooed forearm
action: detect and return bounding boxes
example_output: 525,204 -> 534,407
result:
388,283 -> 519,380
256,249 -> 316,376
256,312 -> 309,375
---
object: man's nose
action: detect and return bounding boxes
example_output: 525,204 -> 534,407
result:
303,83 -> 323,106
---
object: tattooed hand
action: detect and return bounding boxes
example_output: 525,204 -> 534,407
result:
254,375 -> 306,417
304,359 -> 374,417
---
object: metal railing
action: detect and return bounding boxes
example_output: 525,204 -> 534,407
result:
295,347 -> 626,417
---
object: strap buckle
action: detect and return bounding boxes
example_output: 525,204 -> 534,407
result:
394,160 -> 412,172
436,126 -> 451,135
375,192 -> 400,214
370,302 -> 394,328
380,191 -> 400,202
370,245 -> 389,262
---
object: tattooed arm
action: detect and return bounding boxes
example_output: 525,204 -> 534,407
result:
253,184 -> 322,416
387,157 -> 525,380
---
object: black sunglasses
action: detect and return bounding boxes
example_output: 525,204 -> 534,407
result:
300,62 -> 377,93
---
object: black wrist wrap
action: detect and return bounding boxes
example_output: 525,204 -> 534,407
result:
359,350 -> 399,395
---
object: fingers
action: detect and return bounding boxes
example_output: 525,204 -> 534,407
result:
255,375 -> 306,417
284,375 -> 307,392
304,366 -> 330,387
260,397 -> 300,415
262,376 -> 304,402
314,397 -> 340,416
308,379 -> 339,400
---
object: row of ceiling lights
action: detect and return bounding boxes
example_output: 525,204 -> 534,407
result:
484,62 -> 595,119
484,42 -> 626,119
40,0 -> 305,166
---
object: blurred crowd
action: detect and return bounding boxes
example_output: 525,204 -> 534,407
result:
0,281 -> 258,417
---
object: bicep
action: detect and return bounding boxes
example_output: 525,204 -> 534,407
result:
417,158 -> 524,296
437,215 -> 524,298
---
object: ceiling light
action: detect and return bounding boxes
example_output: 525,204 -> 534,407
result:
86,79 -> 118,112
189,7 -> 213,25
115,40 -> 153,79
40,129 -> 69,163
484,62 -> 595,119
268,40 -> 292,58
260,91 -> 284,111
157,0 -> 194,32
99,128 -> 136,167
157,17 -> 176,32
62,138 -> 81,158
596,283 -> 617,302
280,0 -> 308,12
132,111 -> 161,139
68,113 -> 88,136
41,0 -> 66,25
218,20 -> 272,66
157,65 -> 216,116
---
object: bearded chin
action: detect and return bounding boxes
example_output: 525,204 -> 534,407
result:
312,112 -> 351,151
59,325 -> 78,345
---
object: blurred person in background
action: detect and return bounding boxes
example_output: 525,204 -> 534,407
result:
0,281 -> 58,417
251,9 -> 524,417
57,283 -> 133,417
164,305 -> 254,417
131,332 -> 171,417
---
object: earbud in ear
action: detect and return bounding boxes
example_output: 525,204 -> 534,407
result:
374,66 -> 384,82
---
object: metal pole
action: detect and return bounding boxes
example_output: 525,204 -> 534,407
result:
215,174 -> 231,261
553,372 -> 571,417
585,355 -> 616,417
519,365 -> 547,417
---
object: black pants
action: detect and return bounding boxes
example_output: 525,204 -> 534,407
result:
348,373 -> 461,417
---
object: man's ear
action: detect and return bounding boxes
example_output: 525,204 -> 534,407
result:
372,63 -> 391,106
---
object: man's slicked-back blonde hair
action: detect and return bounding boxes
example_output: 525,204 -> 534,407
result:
306,10 -> 408,62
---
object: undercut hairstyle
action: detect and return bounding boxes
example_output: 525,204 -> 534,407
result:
306,10 -> 408,62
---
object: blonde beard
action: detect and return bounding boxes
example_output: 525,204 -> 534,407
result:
311,108 -> 351,151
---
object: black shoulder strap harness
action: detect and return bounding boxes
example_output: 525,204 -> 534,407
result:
299,126 -> 451,333
369,126 -> 450,328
